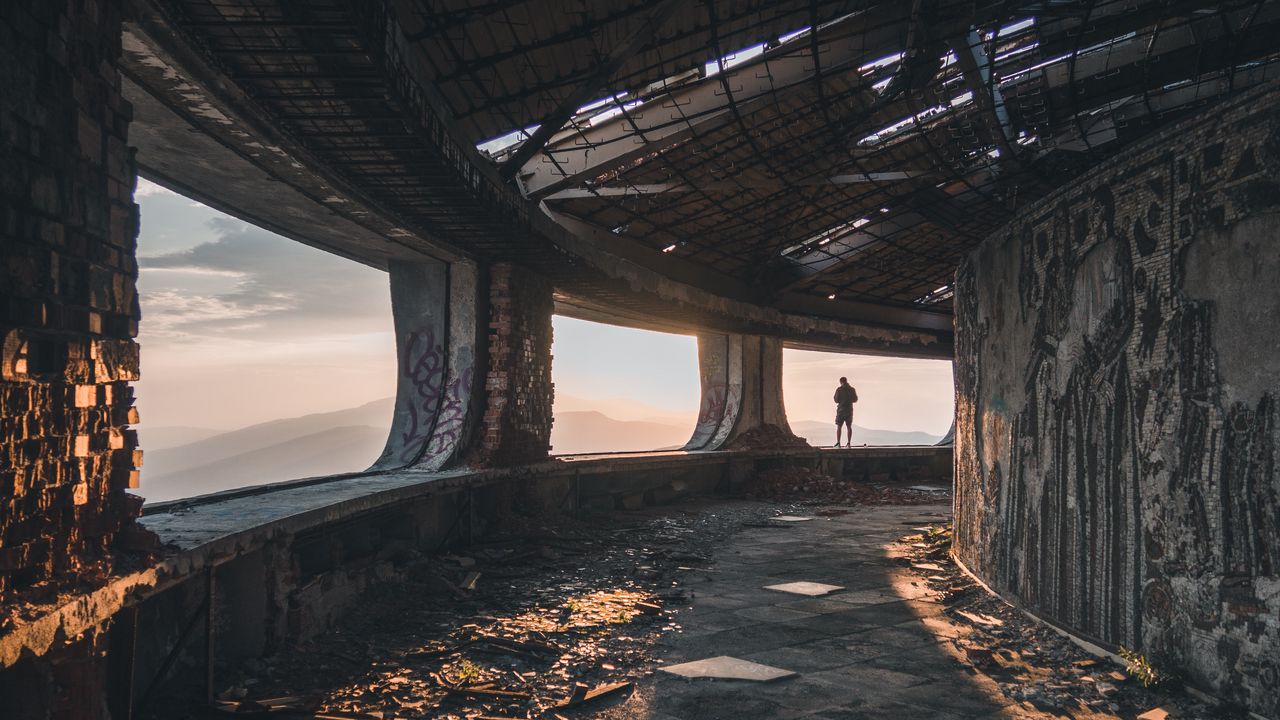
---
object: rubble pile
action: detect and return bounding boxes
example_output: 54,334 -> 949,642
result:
744,466 -> 944,506
900,526 -> 1229,719
722,424 -> 809,450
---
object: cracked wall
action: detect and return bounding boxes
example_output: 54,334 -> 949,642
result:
953,84 -> 1280,716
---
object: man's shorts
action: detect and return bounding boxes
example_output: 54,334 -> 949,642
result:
835,406 -> 853,425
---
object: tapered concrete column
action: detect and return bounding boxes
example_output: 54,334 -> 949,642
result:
374,260 -> 554,471
685,333 -> 799,450
372,260 -> 483,471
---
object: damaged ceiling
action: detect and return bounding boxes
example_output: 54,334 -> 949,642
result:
126,0 -> 1280,321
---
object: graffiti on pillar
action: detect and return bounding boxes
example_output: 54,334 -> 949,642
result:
954,86 -> 1280,714
418,365 -> 474,469
708,385 -> 742,448
397,328 -> 448,464
687,382 -> 728,447
370,326 -> 449,469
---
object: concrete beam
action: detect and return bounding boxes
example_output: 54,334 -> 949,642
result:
543,172 -> 928,200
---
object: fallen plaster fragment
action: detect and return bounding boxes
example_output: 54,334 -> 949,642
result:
660,656 -> 797,681
772,515 -> 814,522
764,581 -> 844,596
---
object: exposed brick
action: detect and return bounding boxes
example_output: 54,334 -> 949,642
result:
0,0 -> 152,613
469,263 -> 554,467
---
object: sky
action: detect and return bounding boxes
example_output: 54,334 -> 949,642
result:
133,178 -> 953,442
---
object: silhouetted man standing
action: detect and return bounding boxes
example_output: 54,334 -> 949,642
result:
833,377 -> 857,447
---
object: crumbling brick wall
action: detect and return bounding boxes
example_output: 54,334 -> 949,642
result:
0,0 -> 148,600
953,82 -> 1280,715
471,263 -> 553,466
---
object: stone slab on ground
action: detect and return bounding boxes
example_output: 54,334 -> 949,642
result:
660,656 -> 797,682
764,581 -> 845,596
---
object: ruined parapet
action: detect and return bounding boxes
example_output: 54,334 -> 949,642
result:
0,0 -> 153,603
953,81 -> 1280,715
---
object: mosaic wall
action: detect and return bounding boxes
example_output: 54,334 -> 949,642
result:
954,83 -> 1280,715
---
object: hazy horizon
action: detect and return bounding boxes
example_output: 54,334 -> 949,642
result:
133,178 -> 954,499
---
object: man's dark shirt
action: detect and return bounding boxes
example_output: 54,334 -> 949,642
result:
834,384 -> 857,411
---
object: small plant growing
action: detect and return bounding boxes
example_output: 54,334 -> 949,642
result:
1119,646 -> 1174,688
451,658 -> 482,684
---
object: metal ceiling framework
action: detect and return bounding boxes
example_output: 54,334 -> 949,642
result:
129,0 -> 1280,324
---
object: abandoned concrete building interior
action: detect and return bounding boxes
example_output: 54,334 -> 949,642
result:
2,0 -> 1279,717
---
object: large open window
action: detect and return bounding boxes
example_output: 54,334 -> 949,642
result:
782,348 -> 953,446
550,317 -> 698,454
134,179 -> 395,502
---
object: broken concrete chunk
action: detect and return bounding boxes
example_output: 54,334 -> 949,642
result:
1136,709 -> 1170,720
552,680 -> 633,708
660,656 -> 796,681
764,581 -> 844,596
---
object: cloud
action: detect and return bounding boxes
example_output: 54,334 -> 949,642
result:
135,177 -> 177,198
137,216 -> 391,343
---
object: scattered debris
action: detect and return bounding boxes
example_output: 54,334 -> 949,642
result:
721,424 -> 808,450
550,680 -> 633,709
771,515 -> 814,522
156,500 -> 769,720
900,524 -> 1227,719
660,656 -> 797,682
743,467 -> 947,506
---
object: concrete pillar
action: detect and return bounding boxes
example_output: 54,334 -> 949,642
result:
374,260 -> 553,471
685,333 -> 800,450
372,260 -> 482,471
952,83 -> 1280,715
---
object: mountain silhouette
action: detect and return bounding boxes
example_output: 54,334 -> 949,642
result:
136,396 -> 939,503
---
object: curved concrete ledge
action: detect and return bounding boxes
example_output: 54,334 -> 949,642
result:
0,445 -> 950,669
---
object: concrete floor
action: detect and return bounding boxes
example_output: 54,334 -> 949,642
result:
622,503 -> 1036,719
197,496 -> 1202,719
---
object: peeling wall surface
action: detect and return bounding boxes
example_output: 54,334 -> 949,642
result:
954,84 -> 1280,715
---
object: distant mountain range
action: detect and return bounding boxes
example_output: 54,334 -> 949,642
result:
549,410 -> 691,454
136,395 -> 940,502
138,399 -> 394,502
788,420 -> 942,447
